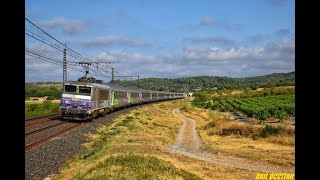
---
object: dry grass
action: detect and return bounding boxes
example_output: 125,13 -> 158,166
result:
231,90 -> 242,95
25,100 -> 60,104
53,100 -> 258,180
180,106 -> 295,167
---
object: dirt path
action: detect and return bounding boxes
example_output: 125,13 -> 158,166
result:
168,108 -> 294,173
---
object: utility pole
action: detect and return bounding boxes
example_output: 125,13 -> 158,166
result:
138,75 -> 140,89
63,43 -> 67,92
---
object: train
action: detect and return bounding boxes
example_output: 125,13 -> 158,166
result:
59,80 -> 186,120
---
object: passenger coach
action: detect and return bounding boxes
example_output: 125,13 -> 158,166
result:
60,81 -> 185,120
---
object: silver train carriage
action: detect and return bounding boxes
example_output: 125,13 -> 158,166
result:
59,81 -> 186,120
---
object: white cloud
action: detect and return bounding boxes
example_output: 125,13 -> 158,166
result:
98,50 -> 156,63
185,36 -> 235,46
95,39 -> 294,78
25,42 -> 86,82
199,16 -> 241,31
82,36 -> 149,47
41,17 -> 88,34
275,28 -> 290,36
25,39 -> 295,82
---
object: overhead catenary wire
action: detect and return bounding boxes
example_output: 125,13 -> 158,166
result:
26,30 -> 97,64
26,37 -> 119,77
25,55 -> 83,75
25,51 -> 109,80
26,17 -> 65,47
26,18 -> 104,63
25,48 -> 84,73
26,17 -> 139,82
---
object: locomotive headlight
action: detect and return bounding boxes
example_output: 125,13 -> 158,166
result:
65,100 -> 71,105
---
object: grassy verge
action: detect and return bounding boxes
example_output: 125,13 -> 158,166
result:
53,100 -> 256,180
65,154 -> 200,180
179,103 -> 295,167
25,100 -> 60,118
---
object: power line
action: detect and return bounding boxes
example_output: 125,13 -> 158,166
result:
67,61 -> 113,78
26,30 -> 95,63
25,32 -> 64,53
26,18 -> 137,82
25,49 -> 84,73
26,18 -> 100,64
26,17 -> 65,47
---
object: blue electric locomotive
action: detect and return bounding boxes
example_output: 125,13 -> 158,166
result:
60,81 -> 185,120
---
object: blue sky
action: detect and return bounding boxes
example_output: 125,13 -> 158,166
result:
25,0 -> 295,82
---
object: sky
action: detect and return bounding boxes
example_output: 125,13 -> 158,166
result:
25,0 -> 295,83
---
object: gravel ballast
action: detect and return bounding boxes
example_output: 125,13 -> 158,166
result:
25,103 -> 155,180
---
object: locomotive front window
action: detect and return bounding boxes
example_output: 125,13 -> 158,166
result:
79,86 -> 91,95
65,85 -> 76,93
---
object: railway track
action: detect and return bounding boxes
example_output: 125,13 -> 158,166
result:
25,113 -> 85,152
25,122 -> 85,152
24,100 -> 180,152
25,121 -> 67,137
25,113 -> 61,121
25,113 -> 61,127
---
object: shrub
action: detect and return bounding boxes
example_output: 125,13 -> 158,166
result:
191,101 -> 206,107
204,121 -> 216,129
224,103 -> 232,111
42,100 -> 52,109
274,110 -> 287,120
49,105 -> 60,113
259,125 -> 284,138
28,103 -> 38,112
260,110 -> 270,120
116,116 -> 135,126
181,104 -> 193,112
205,101 -> 212,108
254,110 -> 270,120
211,101 -> 220,110
46,96 -> 54,100
219,124 -> 257,136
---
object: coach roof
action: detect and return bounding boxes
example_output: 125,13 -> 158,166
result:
65,81 -> 111,90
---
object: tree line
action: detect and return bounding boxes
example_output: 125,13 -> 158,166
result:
25,84 -> 62,100
25,71 -> 294,100
113,71 -> 295,91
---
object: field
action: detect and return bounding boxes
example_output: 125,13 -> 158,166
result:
218,94 -> 294,121
25,100 -> 60,118
180,103 -> 294,167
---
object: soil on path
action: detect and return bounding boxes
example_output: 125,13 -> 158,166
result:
168,108 -> 294,173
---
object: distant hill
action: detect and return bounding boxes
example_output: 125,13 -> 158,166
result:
25,71 -> 295,94
113,71 -> 295,92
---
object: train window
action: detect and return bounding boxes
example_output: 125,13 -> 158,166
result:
119,91 -> 127,98
65,85 -> 76,93
98,89 -> 109,100
79,86 -> 91,95
142,93 -> 150,98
